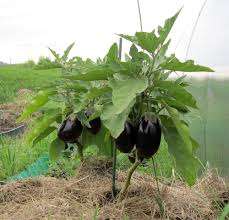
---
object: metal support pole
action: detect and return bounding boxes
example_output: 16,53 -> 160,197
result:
112,38 -> 122,198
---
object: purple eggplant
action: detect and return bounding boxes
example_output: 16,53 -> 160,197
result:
85,110 -> 101,135
136,117 -> 161,159
58,117 -> 83,143
115,121 -> 136,153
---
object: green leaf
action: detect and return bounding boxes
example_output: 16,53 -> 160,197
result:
160,57 -> 214,72
160,115 -> 200,185
219,204 -> 229,220
85,86 -> 112,100
129,45 -> 151,63
154,40 -> 171,68
105,43 -> 118,63
157,9 -> 181,45
166,106 -> 193,153
49,138 -> 66,161
129,44 -> 138,58
101,100 -> 134,138
190,137 -> 199,153
118,34 -> 138,44
64,65 -> 114,81
157,96 -> 189,113
32,126 -> 56,146
175,75 -> 187,84
26,109 -> 61,144
81,124 -> 112,157
62,42 -> 75,62
135,31 -> 159,53
18,90 -> 56,122
156,80 -> 197,108
64,83 -> 88,93
109,78 -> 148,114
48,48 -> 60,62
119,9 -> 180,53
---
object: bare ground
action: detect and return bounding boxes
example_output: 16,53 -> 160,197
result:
0,89 -> 32,132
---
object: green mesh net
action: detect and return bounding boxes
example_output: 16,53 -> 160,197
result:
8,154 -> 49,181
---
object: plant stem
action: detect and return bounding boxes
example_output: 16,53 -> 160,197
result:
152,157 -> 160,194
117,159 -> 141,202
76,140 -> 84,162
111,38 -> 122,198
152,157 -> 164,216
112,139 -> 117,198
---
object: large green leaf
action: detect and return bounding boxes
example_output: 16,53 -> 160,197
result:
26,109 -> 61,144
85,86 -> 111,100
49,138 -> 66,160
155,80 -> 197,108
109,78 -> 148,114
160,115 -> 200,185
160,57 -> 214,72
166,106 -> 193,153
18,90 -> 56,122
101,101 -> 134,138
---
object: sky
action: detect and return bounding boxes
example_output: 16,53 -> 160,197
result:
0,0 -> 228,71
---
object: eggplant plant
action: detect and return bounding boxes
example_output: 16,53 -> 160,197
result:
18,9 -> 213,201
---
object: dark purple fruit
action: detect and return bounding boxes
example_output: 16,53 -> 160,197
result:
115,121 -> 136,153
85,110 -> 101,135
58,117 -> 83,143
87,117 -> 101,135
136,117 -> 161,159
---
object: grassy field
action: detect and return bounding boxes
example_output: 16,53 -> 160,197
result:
0,64 -> 228,181
0,64 -> 60,103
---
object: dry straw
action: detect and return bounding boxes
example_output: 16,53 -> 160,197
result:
0,158 -> 228,219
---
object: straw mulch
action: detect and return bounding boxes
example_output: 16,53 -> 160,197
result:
0,158 -> 228,220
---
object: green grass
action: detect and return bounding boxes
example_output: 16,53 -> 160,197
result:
0,134 -> 53,180
0,64 -> 60,103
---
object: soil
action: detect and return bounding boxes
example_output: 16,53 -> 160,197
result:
0,158 -> 228,220
0,89 -> 32,132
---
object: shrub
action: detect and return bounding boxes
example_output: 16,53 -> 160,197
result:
35,56 -> 61,70
23,60 -> 36,68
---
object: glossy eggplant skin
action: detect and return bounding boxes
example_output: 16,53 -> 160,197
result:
87,117 -> 101,135
85,110 -> 101,135
136,117 -> 161,159
115,121 -> 136,153
58,117 -> 83,143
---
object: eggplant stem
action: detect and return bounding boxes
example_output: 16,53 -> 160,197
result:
117,153 -> 141,202
111,139 -> 117,198
152,157 -> 164,216
76,140 -> 84,162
